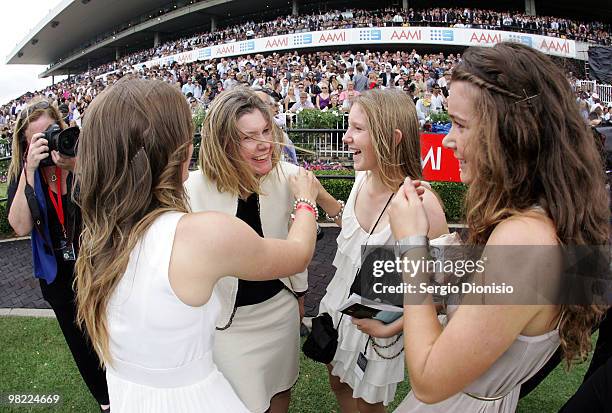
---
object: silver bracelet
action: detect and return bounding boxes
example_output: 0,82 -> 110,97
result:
292,197 -> 319,221
396,235 -> 429,257
325,200 -> 345,222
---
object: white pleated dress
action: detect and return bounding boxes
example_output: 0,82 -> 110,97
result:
318,172 -> 405,406
105,212 -> 248,413
394,306 -> 560,412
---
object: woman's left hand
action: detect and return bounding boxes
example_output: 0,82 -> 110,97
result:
51,151 -> 76,172
351,318 -> 395,338
389,177 -> 429,240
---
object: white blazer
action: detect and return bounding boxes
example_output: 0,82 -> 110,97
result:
184,161 -> 309,328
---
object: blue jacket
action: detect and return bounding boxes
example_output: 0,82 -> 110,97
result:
30,168 -> 58,284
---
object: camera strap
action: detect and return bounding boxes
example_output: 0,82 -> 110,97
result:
46,166 -> 68,240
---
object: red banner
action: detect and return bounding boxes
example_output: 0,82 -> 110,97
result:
420,133 -> 461,182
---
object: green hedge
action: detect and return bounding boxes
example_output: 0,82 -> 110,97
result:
313,170 -> 466,223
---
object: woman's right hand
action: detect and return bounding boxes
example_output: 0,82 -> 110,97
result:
25,133 -> 49,174
289,167 -> 318,202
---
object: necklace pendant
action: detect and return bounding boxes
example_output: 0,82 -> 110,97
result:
50,173 -> 57,182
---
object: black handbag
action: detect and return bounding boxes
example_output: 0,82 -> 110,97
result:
302,313 -> 342,364
302,194 -> 395,364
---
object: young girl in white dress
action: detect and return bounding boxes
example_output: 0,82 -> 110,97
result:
316,88 -> 448,412
388,42 -> 609,413
73,77 -> 321,413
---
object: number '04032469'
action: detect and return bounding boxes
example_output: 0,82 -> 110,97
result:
2,393 -> 61,405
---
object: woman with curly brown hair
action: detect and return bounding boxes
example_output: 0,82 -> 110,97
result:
389,42 -> 609,412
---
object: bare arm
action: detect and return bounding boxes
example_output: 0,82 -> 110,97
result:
315,178 -> 343,227
169,209 -> 317,307
402,218 -> 558,403
8,134 -> 50,236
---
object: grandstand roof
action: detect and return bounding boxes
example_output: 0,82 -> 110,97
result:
6,0 -> 611,77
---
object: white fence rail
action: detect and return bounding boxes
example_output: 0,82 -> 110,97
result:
575,80 -> 612,105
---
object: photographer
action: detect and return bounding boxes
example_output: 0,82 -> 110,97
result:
6,100 -> 109,412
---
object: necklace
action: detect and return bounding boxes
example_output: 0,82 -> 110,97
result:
50,172 -> 57,182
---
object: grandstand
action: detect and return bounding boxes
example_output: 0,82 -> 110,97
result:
1,0 -> 611,132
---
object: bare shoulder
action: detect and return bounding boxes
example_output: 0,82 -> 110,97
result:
489,212 -> 558,246
176,211 -> 236,245
421,185 -> 448,238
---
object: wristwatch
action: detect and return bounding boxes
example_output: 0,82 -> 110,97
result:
396,235 -> 429,257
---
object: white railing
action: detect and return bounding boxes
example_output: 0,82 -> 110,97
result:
576,80 -> 612,105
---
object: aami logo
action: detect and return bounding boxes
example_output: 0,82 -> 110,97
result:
430,29 -> 454,42
216,44 -> 235,54
359,29 -> 381,41
390,29 -> 422,41
318,31 -> 346,43
469,32 -> 502,44
422,146 -> 442,171
293,33 -> 312,46
539,39 -> 570,54
197,48 -> 212,59
507,34 -> 533,48
265,37 -> 289,48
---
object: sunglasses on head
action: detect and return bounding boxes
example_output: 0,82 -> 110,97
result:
19,101 -> 50,122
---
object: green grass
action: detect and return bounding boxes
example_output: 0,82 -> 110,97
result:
0,316 -> 596,412
0,181 -> 6,199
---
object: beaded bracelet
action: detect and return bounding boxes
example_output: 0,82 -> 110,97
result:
325,199 -> 345,222
292,198 -> 319,221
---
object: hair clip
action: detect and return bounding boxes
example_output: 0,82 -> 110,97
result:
130,146 -> 146,164
515,89 -> 539,105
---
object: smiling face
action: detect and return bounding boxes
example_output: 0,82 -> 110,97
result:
343,103 -> 376,172
237,109 -> 274,177
443,81 -> 478,184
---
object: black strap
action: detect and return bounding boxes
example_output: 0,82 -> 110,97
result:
363,193 -> 394,246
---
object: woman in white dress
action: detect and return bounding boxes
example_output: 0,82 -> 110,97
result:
316,88 -> 448,412
73,77 -> 321,413
388,42 -> 609,412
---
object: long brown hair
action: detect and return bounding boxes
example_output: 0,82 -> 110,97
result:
74,77 -> 194,364
452,42 -> 609,366
7,99 -> 66,184
352,88 -> 422,191
199,86 -> 281,197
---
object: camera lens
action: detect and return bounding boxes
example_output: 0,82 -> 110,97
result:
57,127 -> 79,157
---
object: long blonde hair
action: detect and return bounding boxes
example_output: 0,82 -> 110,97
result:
351,89 -> 422,191
74,77 -> 194,364
199,86 -> 281,197
7,99 -> 66,184
452,42 -> 609,366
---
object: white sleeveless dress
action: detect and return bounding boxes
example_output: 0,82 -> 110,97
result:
105,212 -> 249,412
394,305 -> 560,412
318,172 -> 405,405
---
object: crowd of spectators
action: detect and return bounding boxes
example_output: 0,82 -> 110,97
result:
54,6 -> 611,79
2,45 -> 608,154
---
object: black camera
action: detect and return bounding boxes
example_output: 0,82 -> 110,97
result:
40,124 -> 79,166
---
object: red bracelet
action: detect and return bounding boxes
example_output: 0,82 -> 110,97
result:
296,203 -> 316,217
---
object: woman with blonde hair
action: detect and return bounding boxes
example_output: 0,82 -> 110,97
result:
316,88 -> 448,412
390,42 -> 609,412
185,86 -> 343,413
74,77 -> 320,412
7,100 -> 110,412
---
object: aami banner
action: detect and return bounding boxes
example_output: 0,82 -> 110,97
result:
420,133 -> 461,183
136,26 -> 576,71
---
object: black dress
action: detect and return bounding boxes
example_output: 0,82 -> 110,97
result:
233,193 -> 284,307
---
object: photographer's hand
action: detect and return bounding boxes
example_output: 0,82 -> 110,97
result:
51,151 -> 76,172
25,133 -> 49,182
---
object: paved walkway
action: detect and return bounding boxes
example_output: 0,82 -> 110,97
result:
0,229 -> 341,317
